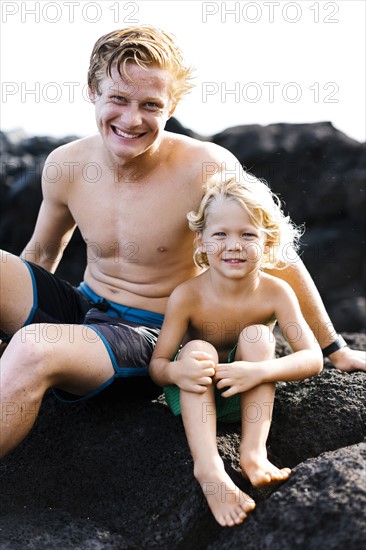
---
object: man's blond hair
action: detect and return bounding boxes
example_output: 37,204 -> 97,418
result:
88,25 -> 194,105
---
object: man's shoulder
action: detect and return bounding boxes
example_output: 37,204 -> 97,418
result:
260,271 -> 295,298
46,134 -> 100,162
162,131 -> 237,163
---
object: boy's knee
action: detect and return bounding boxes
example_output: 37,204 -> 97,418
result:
181,339 -> 218,358
240,324 -> 275,348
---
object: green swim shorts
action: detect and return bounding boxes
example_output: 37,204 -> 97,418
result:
163,346 -> 241,424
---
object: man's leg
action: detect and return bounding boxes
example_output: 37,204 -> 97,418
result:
0,252 -> 34,335
0,323 -> 114,458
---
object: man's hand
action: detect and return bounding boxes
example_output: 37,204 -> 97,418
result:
214,361 -> 264,397
328,346 -> 366,372
173,351 -> 216,393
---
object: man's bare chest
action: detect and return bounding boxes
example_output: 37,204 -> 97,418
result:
67,178 -> 197,260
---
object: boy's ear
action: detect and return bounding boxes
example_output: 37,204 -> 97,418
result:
263,241 -> 271,255
195,233 -> 203,250
195,233 -> 207,255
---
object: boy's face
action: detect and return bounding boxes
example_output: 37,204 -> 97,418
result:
90,62 -> 176,161
198,199 -> 266,279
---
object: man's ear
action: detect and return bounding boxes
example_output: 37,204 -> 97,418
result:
88,86 -> 98,104
168,102 -> 177,118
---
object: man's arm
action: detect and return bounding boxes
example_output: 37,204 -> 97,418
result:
265,257 -> 366,372
20,148 -> 77,273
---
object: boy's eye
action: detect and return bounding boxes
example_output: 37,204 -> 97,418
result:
213,232 -> 226,237
243,232 -> 256,238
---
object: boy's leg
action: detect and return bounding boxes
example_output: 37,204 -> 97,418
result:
0,252 -> 34,335
179,341 -> 255,527
0,323 -> 114,458
237,325 -> 291,487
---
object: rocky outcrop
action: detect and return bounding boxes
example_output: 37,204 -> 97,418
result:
0,333 -> 365,549
0,124 -> 365,548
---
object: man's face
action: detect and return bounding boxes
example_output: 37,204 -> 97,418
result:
91,62 -> 175,161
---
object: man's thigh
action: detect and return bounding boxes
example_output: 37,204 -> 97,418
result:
0,252 -> 34,334
0,257 -> 90,341
28,323 -> 115,397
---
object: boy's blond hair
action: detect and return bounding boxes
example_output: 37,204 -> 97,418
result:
188,177 -> 303,270
87,25 -> 194,105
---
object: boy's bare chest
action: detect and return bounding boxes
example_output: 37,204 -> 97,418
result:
188,297 -> 275,350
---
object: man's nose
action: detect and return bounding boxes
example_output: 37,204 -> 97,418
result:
121,104 -> 142,127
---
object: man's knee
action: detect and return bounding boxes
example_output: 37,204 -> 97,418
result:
9,324 -> 51,369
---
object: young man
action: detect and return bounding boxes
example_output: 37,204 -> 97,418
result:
0,25 -> 364,458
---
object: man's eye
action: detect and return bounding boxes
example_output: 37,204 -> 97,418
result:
145,102 -> 160,109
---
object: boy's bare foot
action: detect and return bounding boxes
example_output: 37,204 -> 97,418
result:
195,458 -> 256,527
240,453 -> 291,488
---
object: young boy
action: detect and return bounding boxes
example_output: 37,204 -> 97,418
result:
150,177 -> 323,527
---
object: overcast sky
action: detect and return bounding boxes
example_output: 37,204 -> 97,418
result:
1,0 -> 365,141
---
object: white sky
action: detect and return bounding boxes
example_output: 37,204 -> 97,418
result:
1,0 -> 365,142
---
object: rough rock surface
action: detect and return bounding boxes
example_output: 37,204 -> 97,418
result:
0,124 -> 365,548
0,333 -> 365,549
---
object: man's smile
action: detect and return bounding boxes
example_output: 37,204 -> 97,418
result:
111,125 -> 146,139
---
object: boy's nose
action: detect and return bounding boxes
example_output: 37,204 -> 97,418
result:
227,240 -> 242,251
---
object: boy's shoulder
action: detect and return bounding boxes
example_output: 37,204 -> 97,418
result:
169,271 -> 205,302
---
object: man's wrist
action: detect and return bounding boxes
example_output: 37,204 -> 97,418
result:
321,334 -> 348,357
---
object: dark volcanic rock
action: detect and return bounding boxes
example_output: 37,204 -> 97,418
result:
0,337 -> 365,549
208,442 -> 366,550
0,123 -> 365,548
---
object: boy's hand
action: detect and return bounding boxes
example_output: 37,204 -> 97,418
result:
214,361 -> 264,397
173,351 -> 216,393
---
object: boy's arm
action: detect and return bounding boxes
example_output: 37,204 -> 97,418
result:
20,147 -> 76,273
149,287 -> 215,392
215,281 -> 323,397
265,256 -> 366,373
